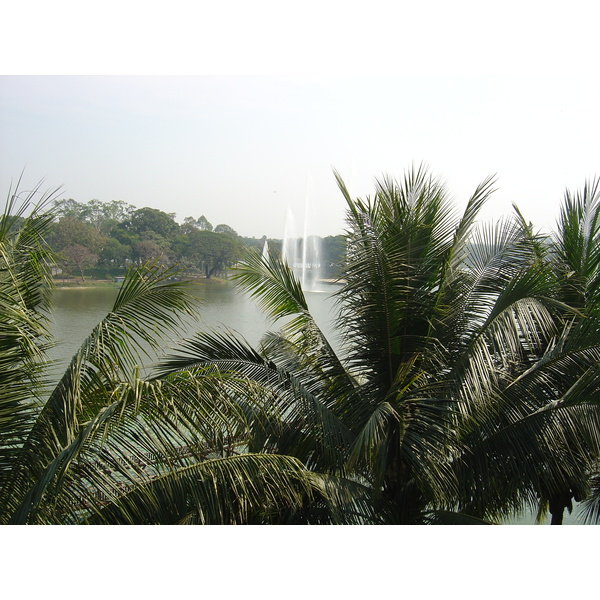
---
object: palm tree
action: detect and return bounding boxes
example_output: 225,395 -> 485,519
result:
1,182 -> 358,525
544,177 -> 600,524
158,165 -> 600,523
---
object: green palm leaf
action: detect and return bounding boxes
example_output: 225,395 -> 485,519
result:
0,260 -> 200,521
0,180 -> 60,496
156,328 -> 354,474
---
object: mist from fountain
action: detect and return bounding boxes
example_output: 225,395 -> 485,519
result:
281,177 -> 322,292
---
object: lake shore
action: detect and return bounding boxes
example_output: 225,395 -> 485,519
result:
53,276 -> 230,289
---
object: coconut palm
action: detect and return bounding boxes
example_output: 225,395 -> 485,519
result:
543,177 -> 600,524
158,165 -> 600,524
0,182 -> 362,525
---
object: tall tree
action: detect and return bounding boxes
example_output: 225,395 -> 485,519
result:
544,177 -> 600,523
124,207 -> 180,239
214,223 -> 238,236
48,216 -> 104,254
173,229 -> 242,278
62,244 -> 98,280
197,215 -> 213,231
54,198 -> 135,235
158,166 -> 600,524
98,237 -> 131,268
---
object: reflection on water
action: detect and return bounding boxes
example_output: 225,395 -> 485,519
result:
47,286 -> 120,376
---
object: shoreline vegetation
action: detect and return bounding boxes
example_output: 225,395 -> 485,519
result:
40,198 -> 347,286
52,277 -> 225,289
52,275 -> 345,289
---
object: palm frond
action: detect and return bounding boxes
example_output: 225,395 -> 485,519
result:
156,328 -> 354,474
0,180 -> 60,495
552,177 -> 600,309
83,453 -> 325,525
420,510 -> 494,525
0,262 -> 200,519
232,246 -> 308,322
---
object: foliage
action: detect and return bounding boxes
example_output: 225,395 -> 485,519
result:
44,215 -> 105,278
0,184 -> 352,524
321,234 -> 346,278
124,207 -> 180,238
172,229 -> 242,278
47,197 -> 343,281
98,237 -> 131,267
197,215 -> 213,231
48,216 -> 104,253
547,176 -> 600,523
62,244 -> 98,280
54,198 -> 136,236
47,199 -> 262,279
214,223 -> 238,236
0,179 -> 59,482
158,165 -> 600,524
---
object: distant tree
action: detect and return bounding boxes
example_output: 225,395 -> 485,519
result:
173,229 -> 241,278
214,224 -> 238,236
62,244 -> 98,281
181,217 -> 198,235
54,198 -> 87,220
103,200 -> 137,224
267,238 -> 282,257
46,216 -> 105,277
84,199 -> 136,235
242,237 -> 283,259
48,216 -> 104,254
171,232 -> 198,271
181,215 -> 217,235
205,232 -> 242,277
242,236 -> 265,252
111,226 -> 140,252
321,235 -> 347,278
197,215 -> 213,231
54,198 -> 135,235
124,207 -> 180,239
99,237 -> 131,268
133,239 -> 169,265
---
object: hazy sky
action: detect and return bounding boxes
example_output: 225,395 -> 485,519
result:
2,2 -> 600,241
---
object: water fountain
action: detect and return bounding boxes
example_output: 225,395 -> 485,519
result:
281,176 -> 322,291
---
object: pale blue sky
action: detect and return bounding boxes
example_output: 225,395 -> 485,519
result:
2,2 -> 600,240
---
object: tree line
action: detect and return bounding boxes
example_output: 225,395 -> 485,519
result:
45,198 -> 346,281
4,167 -> 600,525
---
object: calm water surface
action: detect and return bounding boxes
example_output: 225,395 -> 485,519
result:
48,281 -> 339,373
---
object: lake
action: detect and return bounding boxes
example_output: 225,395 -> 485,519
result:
47,280 -> 341,374
47,281 -> 582,524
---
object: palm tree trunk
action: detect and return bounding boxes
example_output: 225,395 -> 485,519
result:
548,492 -> 571,525
550,509 -> 564,525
